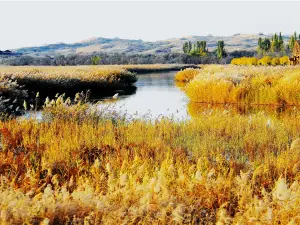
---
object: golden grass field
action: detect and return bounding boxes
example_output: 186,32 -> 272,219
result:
0,65 -> 299,224
178,65 -> 300,106
0,66 -> 137,89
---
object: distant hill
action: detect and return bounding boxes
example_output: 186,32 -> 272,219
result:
13,34 -> 291,57
0,50 -> 22,56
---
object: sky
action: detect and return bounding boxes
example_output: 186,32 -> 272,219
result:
1,1 -> 300,49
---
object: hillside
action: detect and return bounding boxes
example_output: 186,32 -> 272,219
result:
13,33 -> 290,56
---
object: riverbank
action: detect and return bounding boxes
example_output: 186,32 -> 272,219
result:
122,64 -> 200,73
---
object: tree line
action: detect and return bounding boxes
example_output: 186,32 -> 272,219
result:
183,32 -> 300,61
0,51 -> 255,66
257,32 -> 299,56
182,40 -> 227,59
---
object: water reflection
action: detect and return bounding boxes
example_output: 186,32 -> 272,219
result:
188,102 -> 299,118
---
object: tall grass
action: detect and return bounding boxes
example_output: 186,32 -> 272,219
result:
186,65 -> 300,105
0,66 -> 137,90
0,76 -> 27,117
121,64 -> 200,73
174,68 -> 201,82
0,99 -> 299,224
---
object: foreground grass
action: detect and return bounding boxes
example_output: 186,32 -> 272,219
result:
0,99 -> 299,224
181,65 -> 300,106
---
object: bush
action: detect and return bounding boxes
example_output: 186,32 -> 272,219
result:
280,56 -> 290,65
231,57 -> 258,66
271,57 -> 280,66
174,68 -> 201,82
258,56 -> 272,66
232,56 -> 290,66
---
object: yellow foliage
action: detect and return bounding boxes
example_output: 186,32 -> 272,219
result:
0,102 -> 299,223
271,57 -> 280,66
231,57 -> 258,66
174,68 -> 201,82
258,56 -> 272,66
232,56 -> 290,66
280,56 -> 290,65
186,65 -> 300,105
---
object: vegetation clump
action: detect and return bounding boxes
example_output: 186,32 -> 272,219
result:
0,66 -> 137,91
231,56 -> 290,66
174,68 -> 201,82
186,65 -> 300,105
0,76 -> 27,118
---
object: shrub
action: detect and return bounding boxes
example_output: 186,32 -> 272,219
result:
232,56 -> 290,66
174,68 -> 201,82
271,57 -> 280,66
258,56 -> 272,66
280,56 -> 290,65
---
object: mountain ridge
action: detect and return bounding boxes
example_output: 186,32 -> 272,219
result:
13,33 -> 291,57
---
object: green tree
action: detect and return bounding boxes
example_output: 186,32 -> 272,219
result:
278,32 -> 285,53
183,42 -> 189,54
183,41 -> 192,54
289,32 -> 297,54
271,33 -> 280,53
189,44 -> 200,56
216,40 -> 226,59
258,38 -> 271,54
91,56 -> 101,65
199,41 -> 208,56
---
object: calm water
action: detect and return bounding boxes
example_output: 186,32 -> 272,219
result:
100,71 -> 189,120
23,71 -> 190,120
23,70 -> 294,120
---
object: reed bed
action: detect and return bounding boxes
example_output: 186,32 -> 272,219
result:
0,99 -> 299,224
121,64 -> 200,73
184,65 -> 300,106
174,68 -> 201,82
0,66 -> 137,91
0,76 -> 27,117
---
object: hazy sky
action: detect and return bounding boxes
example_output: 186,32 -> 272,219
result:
1,1 -> 300,49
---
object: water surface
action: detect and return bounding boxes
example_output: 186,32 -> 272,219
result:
100,71 -> 189,120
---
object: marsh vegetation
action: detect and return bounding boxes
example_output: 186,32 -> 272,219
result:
0,64 -> 299,224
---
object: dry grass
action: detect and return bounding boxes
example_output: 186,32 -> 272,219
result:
121,64 -> 199,73
0,66 -> 137,90
0,98 -> 299,224
185,65 -> 300,106
174,68 -> 201,82
0,76 -> 27,117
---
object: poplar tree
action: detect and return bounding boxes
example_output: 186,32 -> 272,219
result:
216,40 -> 226,59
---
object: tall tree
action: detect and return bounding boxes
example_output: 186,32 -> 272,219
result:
199,41 -> 208,56
278,32 -> 285,53
216,40 -> 226,59
271,33 -> 280,53
289,32 -> 297,54
258,38 -> 271,54
183,42 -> 189,54
183,41 -> 192,54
